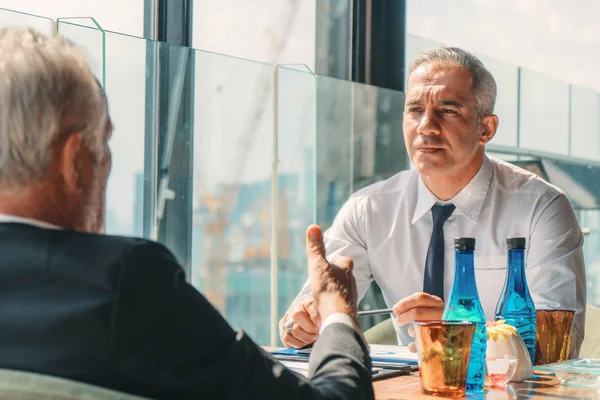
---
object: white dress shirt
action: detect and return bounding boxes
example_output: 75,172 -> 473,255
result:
0,214 -> 61,230
296,155 -> 586,354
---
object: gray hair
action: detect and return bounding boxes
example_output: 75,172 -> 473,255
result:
0,27 -> 106,186
409,47 -> 497,117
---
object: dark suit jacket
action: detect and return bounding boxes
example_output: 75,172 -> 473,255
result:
0,223 -> 374,400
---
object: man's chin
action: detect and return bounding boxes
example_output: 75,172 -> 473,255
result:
412,157 -> 450,175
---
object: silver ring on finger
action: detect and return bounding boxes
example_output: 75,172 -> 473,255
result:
283,319 -> 296,334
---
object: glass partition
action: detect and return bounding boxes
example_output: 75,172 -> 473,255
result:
315,75 -> 355,229
103,31 -> 149,237
571,86 -> 600,160
519,68 -> 570,154
0,7 -> 52,33
192,49 -> 274,344
476,54 -> 519,147
276,65 -> 317,344
314,76 -> 407,229
405,34 -> 442,75
56,21 -> 146,238
57,19 -> 105,85
313,74 -> 407,331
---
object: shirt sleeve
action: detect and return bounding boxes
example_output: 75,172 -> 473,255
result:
319,313 -> 359,335
526,192 -> 587,357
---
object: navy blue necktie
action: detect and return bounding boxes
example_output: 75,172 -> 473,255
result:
423,204 -> 456,300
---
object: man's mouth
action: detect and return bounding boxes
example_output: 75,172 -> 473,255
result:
416,147 -> 443,154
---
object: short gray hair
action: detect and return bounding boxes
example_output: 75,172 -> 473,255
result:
0,27 -> 106,186
409,47 -> 497,117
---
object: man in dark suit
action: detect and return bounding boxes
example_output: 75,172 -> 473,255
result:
0,27 -> 374,400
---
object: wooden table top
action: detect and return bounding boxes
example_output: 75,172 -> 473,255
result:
265,348 -> 599,399
373,371 -> 600,399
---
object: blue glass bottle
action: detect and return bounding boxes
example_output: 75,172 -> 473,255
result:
495,237 -> 536,362
442,238 -> 486,394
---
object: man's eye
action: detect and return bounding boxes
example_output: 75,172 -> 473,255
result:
407,107 -> 423,113
440,109 -> 457,114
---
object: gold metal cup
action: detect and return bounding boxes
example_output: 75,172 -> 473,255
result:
534,309 -> 575,365
412,320 -> 476,397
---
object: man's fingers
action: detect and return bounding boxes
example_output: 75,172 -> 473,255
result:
408,324 -> 415,338
282,333 -> 307,349
392,292 -> 444,315
303,300 -> 320,321
395,307 -> 444,326
306,225 -> 326,261
408,342 -> 418,353
292,309 -> 319,334
330,255 -> 354,272
291,324 -> 318,344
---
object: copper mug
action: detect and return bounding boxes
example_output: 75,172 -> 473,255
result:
534,309 -> 575,365
412,320 -> 476,397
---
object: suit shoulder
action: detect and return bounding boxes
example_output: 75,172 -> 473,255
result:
348,169 -> 416,204
58,232 -> 181,276
489,156 -> 564,200
117,237 -> 184,281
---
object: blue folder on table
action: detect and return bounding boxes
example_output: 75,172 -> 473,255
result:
270,344 -> 419,370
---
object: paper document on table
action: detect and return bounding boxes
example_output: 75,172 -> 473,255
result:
280,360 -> 310,377
296,344 -> 417,362
280,360 -> 393,379
369,345 -> 418,361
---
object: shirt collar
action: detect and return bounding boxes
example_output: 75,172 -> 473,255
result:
0,214 -> 62,230
412,155 -> 494,224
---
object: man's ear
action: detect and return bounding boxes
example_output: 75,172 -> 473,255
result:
57,133 -> 83,193
479,114 -> 498,145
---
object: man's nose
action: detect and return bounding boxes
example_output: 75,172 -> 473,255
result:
416,110 -> 441,136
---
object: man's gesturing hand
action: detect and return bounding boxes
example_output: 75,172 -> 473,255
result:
279,225 -> 359,348
306,225 -> 358,323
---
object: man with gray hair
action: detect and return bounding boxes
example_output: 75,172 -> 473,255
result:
282,47 -> 586,358
0,27 -> 375,400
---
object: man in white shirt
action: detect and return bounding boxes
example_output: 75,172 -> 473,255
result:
280,47 -> 587,356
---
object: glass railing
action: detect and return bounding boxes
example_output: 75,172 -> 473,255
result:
0,8 -> 52,34
3,12 -> 600,345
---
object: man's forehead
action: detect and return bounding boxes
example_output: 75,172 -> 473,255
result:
407,63 -> 473,102
406,84 -> 470,103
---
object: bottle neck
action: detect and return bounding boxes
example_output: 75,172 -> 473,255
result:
506,248 -> 528,292
451,249 -> 479,298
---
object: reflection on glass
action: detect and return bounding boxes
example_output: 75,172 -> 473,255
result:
580,210 -> 600,308
519,68 -> 570,154
476,54 -> 519,147
192,49 -> 274,344
315,75 -> 354,229
55,21 -> 145,239
0,7 -> 52,33
103,32 -> 147,237
405,34 -> 443,75
277,65 -> 317,342
570,87 -> 600,160
57,19 -> 105,85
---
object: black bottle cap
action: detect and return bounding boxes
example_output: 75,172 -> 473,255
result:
454,237 -> 475,251
506,237 -> 526,249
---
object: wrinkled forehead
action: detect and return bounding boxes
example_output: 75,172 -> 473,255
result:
406,62 -> 474,103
